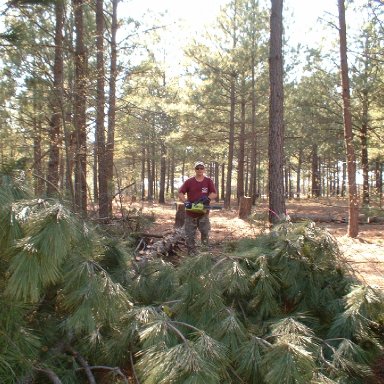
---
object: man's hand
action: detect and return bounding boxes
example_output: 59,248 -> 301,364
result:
199,196 -> 211,205
184,201 -> 192,209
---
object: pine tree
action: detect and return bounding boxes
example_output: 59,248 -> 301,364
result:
1,165 -> 383,383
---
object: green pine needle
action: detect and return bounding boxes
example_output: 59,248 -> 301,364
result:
262,342 -> 316,384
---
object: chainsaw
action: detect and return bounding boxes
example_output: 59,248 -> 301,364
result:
185,201 -> 223,214
185,201 -> 207,214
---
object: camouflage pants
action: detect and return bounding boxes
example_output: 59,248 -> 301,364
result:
184,214 -> 211,255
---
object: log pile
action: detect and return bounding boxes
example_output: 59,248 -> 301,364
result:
135,228 -> 185,261
288,213 -> 378,224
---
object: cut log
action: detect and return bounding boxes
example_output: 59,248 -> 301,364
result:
141,228 -> 185,259
288,214 -> 368,224
367,216 -> 384,224
288,214 -> 345,223
175,203 -> 186,228
238,196 -> 252,220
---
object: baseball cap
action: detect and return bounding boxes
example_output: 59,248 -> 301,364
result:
194,161 -> 205,168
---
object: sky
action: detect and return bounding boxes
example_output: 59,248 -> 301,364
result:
119,0 -> 367,77
122,0 -> 343,46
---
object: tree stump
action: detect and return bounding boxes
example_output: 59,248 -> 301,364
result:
175,203 -> 186,228
238,196 -> 252,220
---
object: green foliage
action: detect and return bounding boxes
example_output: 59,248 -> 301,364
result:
0,174 -> 133,382
0,171 -> 383,383
125,221 -> 383,384
0,299 -> 40,382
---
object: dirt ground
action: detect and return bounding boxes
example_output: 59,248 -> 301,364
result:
137,198 -> 384,290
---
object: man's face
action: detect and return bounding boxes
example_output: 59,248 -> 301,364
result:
195,165 -> 205,175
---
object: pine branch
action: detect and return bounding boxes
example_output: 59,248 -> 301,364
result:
75,366 -> 129,383
262,342 -> 316,384
33,367 -> 62,384
66,345 -> 96,384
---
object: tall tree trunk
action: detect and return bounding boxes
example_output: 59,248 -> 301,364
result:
360,117 -> 369,207
341,161 -> 347,197
250,54 -> 257,205
93,142 -> 98,204
221,163 -> 225,201
237,83 -> 246,203
336,161 -> 340,196
73,0 -> 88,215
338,0 -> 359,237
268,0 -> 286,223
170,151 -> 175,199
311,144 -> 320,197
225,72 -> 236,209
96,0 -> 108,220
47,0 -> 64,197
375,160 -> 382,208
158,141 -> 166,204
141,145 -> 146,200
33,113 -> 44,196
106,0 -> 118,216
296,148 -> 302,198
224,1 -> 238,209
214,161 -> 219,202
360,34 -> 370,207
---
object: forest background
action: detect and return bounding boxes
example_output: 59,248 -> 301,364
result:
0,0 -> 383,229
1,1 -> 384,383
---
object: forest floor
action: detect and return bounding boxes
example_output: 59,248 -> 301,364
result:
133,198 -> 384,289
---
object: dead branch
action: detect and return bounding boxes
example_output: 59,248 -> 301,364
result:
75,366 -> 129,383
130,350 -> 140,384
34,368 -> 62,384
66,346 -> 96,384
112,182 -> 136,198
132,232 -> 165,239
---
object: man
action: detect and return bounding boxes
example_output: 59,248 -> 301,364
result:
178,161 -> 217,255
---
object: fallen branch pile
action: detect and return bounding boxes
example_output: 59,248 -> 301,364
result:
135,228 -> 185,261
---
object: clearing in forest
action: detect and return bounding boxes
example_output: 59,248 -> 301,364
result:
135,198 -> 384,289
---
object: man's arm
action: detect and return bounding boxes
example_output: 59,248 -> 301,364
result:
207,179 -> 217,201
178,192 -> 187,202
208,191 -> 217,200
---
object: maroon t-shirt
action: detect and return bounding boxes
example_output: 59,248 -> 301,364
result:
179,176 -> 217,217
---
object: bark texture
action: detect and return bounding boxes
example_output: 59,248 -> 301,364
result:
338,0 -> 359,237
268,0 -> 286,223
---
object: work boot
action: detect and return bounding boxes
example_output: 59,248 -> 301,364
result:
201,236 -> 209,246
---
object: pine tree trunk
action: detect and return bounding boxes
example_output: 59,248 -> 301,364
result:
225,73 -> 236,209
96,0 -> 109,220
214,162 -> 219,202
338,0 -> 359,237
296,148 -> 302,199
268,0 -> 286,223
47,0 -> 64,197
106,0 -> 119,216
375,160 -> 383,207
237,86 -> 246,203
360,83 -> 369,207
170,152 -> 175,199
73,0 -> 88,215
221,162 -> 225,202
33,117 -> 44,196
250,49 -> 258,205
141,146 -> 146,200
311,144 -> 320,197
158,142 -> 166,204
